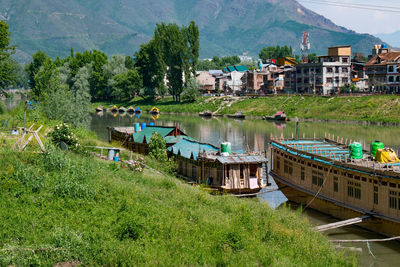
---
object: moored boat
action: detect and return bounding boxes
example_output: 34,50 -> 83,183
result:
95,105 -> 104,112
199,110 -> 213,117
119,106 -> 127,113
127,107 -> 135,113
111,105 -> 118,112
269,136 -> 400,237
135,107 -> 142,114
263,111 -> 288,121
149,107 -> 159,115
227,111 -> 245,119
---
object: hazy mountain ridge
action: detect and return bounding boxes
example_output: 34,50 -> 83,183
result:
0,0 -> 383,62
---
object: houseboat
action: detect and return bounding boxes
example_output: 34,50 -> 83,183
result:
108,125 -> 187,154
263,111 -> 288,121
269,136 -> 400,237
108,124 -> 267,194
168,138 -> 267,194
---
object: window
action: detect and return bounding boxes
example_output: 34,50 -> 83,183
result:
342,67 -> 348,73
390,191 -> 397,209
347,181 -> 354,197
284,160 -> 293,175
301,167 -> 305,180
354,182 -> 361,200
342,78 -> 348,83
334,177 -> 338,192
277,157 -> 280,170
312,171 -> 324,186
327,67 -> 333,73
335,67 -> 339,73
373,186 -> 378,205
389,66 -> 394,72
342,57 -> 348,63
327,78 -> 333,83
389,76 -> 394,82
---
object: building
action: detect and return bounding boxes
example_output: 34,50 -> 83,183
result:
196,71 -> 216,94
283,66 -> 296,92
277,57 -> 297,67
244,70 -> 266,93
351,55 -> 368,91
295,46 -> 352,95
366,51 -> 400,93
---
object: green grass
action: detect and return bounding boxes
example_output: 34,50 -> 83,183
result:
96,95 -> 400,123
0,109 -> 356,265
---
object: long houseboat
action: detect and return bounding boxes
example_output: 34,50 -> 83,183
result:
269,136 -> 400,237
108,125 -> 268,194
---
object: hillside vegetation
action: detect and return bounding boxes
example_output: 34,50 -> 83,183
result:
0,106 -> 356,266
1,0 -> 382,61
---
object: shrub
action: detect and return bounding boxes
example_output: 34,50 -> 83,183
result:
0,102 -> 5,114
148,132 -> 167,162
127,154 -> 146,172
182,78 -> 201,102
47,123 -> 80,150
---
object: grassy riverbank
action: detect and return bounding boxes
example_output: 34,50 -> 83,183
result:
95,95 -> 400,123
0,110 -> 355,265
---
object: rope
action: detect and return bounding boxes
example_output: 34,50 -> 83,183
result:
303,165 -> 333,211
366,241 -> 376,258
330,236 -> 400,243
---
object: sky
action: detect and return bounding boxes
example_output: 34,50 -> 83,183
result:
299,0 -> 400,34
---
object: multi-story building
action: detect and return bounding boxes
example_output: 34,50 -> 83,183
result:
295,46 -> 351,95
365,50 -> 400,93
243,71 -> 266,93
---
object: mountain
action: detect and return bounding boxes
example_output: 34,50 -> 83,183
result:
0,0 -> 383,62
376,31 -> 400,49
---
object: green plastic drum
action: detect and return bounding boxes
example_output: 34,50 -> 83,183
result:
349,142 -> 363,159
370,141 -> 384,158
221,142 -> 232,155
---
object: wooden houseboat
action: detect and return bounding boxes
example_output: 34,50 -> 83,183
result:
168,138 -> 267,194
108,125 -> 188,155
269,136 -> 400,237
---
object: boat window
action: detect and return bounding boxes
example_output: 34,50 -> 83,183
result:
284,160 -> 293,175
318,166 -> 322,170
249,164 -> 258,177
373,186 -> 378,205
354,183 -> 361,200
382,181 -> 388,186
334,177 -> 338,192
333,170 -> 338,174
347,181 -> 354,197
312,171 -> 324,186
307,162 -> 311,167
355,176 -> 360,180
389,191 -> 398,209
390,183 -> 397,188
312,164 -> 317,168
362,177 -> 367,182
301,167 -> 305,181
277,157 -> 280,170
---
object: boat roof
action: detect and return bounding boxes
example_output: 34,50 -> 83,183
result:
215,155 -> 267,164
271,138 -> 400,177
112,126 -> 186,143
168,138 -> 219,160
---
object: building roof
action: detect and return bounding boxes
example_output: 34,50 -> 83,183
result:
366,52 -> 400,66
131,126 -> 186,144
234,65 -> 249,72
209,70 -> 223,75
164,135 -> 196,145
167,138 -> 219,160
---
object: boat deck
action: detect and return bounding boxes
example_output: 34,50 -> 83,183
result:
273,139 -> 400,173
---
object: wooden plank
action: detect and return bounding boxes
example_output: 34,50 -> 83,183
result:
315,215 -> 371,232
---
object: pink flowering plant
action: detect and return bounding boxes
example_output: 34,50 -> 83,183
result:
127,155 -> 146,172
48,123 -> 80,150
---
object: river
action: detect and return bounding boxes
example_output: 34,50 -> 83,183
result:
91,111 -> 400,266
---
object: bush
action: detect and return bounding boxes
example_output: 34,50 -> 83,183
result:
47,123 -> 80,150
127,154 -> 146,172
182,78 -> 201,102
148,132 -> 167,162
0,102 -> 5,114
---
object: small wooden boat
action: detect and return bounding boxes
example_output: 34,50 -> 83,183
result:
263,111 -> 288,121
149,107 -> 159,115
95,105 -> 104,112
199,110 -> 213,117
119,106 -> 127,113
227,111 -> 245,119
111,105 -> 118,112
135,107 -> 142,114
127,107 -> 135,113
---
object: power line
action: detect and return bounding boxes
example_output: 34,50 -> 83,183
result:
298,0 -> 400,13
300,0 -> 400,10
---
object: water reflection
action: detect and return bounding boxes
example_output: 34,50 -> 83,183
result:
90,112 -> 400,266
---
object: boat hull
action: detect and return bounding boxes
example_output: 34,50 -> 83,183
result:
272,172 -> 400,237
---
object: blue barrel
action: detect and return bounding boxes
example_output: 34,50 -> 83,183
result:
149,122 -> 155,126
134,123 -> 140,132
141,122 -> 147,130
107,149 -> 115,161
114,150 -> 120,162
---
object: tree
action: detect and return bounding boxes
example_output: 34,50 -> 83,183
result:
182,78 -> 201,102
0,21 -> 17,93
112,69 -> 143,101
259,45 -> 294,63
70,64 -> 92,126
148,132 -> 167,162
32,57 -> 59,100
308,53 -> 318,63
26,51 -> 50,89
89,50 -> 108,100
186,21 -> 199,77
